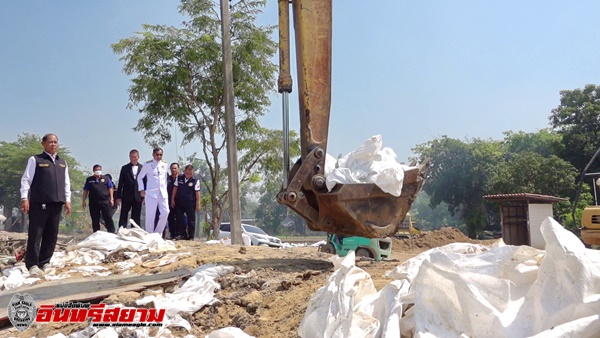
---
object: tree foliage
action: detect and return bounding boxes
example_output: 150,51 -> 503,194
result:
413,136 -> 502,237
487,152 -> 577,199
254,178 -> 305,235
550,84 -> 600,173
410,191 -> 462,231
501,129 -> 563,158
112,0 -> 297,235
413,130 -> 581,238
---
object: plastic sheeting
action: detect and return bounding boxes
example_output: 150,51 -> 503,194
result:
208,233 -> 252,247
137,264 -> 234,318
1,226 -> 178,290
205,327 -> 256,338
1,265 -> 41,290
50,264 -> 234,338
299,217 -> 600,337
324,135 -> 416,197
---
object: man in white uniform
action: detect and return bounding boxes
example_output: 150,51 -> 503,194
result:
137,148 -> 169,233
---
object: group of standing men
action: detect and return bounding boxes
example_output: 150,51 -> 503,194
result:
20,134 -> 201,278
113,148 -> 201,240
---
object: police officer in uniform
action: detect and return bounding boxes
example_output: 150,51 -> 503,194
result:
20,133 -> 72,278
171,164 -> 201,240
82,164 -> 116,233
166,163 -> 180,238
137,147 -> 169,233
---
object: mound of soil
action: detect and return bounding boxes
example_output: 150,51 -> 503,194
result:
393,227 -> 476,253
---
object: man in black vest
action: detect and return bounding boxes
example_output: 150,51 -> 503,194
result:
20,133 -> 72,278
171,164 -> 201,240
82,164 -> 116,233
116,149 -> 145,228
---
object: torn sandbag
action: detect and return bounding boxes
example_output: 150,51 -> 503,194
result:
298,251 -> 380,338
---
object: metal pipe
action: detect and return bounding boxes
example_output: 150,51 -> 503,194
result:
595,178 -> 598,206
278,0 -> 292,93
282,92 -> 290,189
278,0 -> 292,189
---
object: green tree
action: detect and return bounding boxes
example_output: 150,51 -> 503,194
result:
502,129 -> 564,158
254,179 -> 305,236
112,0 -> 293,236
413,136 -> 502,238
0,133 -> 87,233
550,84 -> 600,173
492,130 -> 582,226
410,191 -> 462,231
487,152 -> 577,199
414,130 -> 584,238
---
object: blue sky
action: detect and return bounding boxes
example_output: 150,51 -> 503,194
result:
1,1 -> 599,176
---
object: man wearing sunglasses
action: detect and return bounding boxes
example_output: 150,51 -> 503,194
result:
137,148 -> 169,234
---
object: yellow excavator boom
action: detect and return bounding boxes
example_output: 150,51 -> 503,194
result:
277,0 -> 429,238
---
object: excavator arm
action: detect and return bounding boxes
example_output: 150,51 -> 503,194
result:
277,0 -> 429,238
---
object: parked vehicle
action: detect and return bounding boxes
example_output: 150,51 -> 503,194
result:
219,223 -> 283,247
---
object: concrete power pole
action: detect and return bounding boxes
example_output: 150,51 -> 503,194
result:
220,0 -> 243,245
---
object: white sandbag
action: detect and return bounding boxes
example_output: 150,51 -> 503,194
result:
298,252 -> 380,338
408,218 -> 600,337
300,217 -> 600,337
325,135 -> 415,197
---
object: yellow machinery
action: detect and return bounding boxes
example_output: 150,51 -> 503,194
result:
275,0 -> 428,238
581,205 -> 600,245
396,213 -> 421,238
572,147 -> 600,246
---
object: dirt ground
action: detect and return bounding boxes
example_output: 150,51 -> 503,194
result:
0,228 -> 494,338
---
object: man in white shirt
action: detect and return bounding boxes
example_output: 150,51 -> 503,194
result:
137,147 -> 169,233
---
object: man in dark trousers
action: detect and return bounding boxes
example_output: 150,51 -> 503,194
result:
171,164 -> 201,240
116,149 -> 145,228
82,164 -> 116,233
20,133 -> 72,278
100,174 -> 119,227
166,162 -> 180,239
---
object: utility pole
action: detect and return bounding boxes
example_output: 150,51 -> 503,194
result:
220,0 -> 243,245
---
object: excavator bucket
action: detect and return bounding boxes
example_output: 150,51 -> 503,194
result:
277,148 -> 429,238
313,164 -> 429,238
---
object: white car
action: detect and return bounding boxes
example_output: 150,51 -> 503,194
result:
219,223 -> 282,247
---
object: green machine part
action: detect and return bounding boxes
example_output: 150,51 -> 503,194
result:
322,234 -> 393,261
